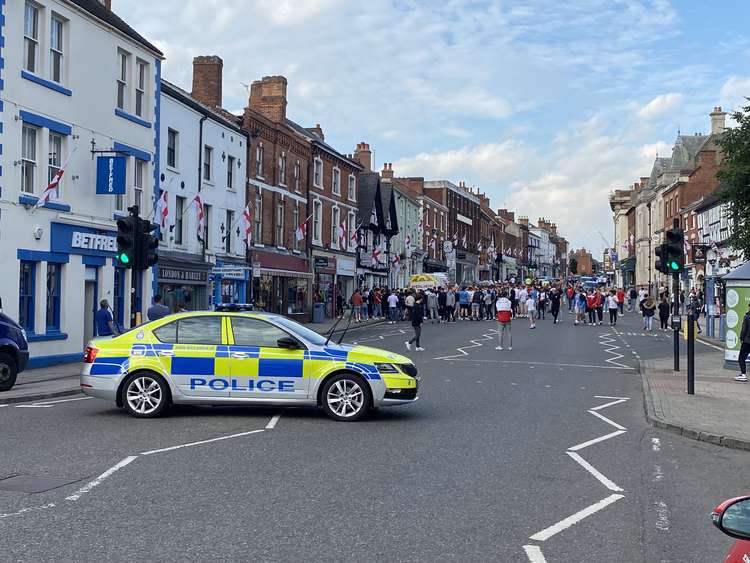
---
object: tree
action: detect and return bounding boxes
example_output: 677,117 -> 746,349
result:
569,256 -> 578,274
717,102 -> 750,259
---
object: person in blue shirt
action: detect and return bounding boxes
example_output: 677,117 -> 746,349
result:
95,299 -> 115,337
458,287 -> 470,320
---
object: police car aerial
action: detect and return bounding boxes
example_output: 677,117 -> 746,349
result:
81,311 -> 418,421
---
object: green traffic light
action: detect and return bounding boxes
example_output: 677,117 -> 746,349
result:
118,252 -> 130,265
669,261 -> 679,271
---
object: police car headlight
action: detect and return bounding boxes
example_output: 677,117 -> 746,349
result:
375,362 -> 399,374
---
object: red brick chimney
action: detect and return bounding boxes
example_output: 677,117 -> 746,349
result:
518,216 -> 529,227
353,142 -> 372,171
497,209 -> 514,222
249,76 -> 288,123
191,56 -> 223,108
381,163 -> 394,180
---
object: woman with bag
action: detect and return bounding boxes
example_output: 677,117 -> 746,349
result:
642,296 -> 656,332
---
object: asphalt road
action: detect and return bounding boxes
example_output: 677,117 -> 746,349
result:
0,308 -> 743,562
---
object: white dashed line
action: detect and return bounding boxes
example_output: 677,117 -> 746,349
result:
522,545 -> 548,562
567,451 -> 624,492
653,464 -> 663,482
140,429 -> 265,456
0,503 -> 56,519
651,437 -> 661,452
265,415 -> 281,430
34,396 -> 92,406
66,456 -> 138,501
529,494 -> 625,541
568,430 -> 626,452
654,501 -> 670,531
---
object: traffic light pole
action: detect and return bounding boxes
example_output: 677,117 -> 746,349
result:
673,271 -> 680,372
130,205 -> 142,329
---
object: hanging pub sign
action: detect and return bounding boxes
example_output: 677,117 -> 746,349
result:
96,155 -> 126,195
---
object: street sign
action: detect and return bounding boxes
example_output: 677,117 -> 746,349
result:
252,261 -> 261,278
96,156 -> 126,195
692,244 -> 708,264
671,314 -> 681,330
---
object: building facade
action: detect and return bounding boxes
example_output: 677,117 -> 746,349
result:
1,0 -> 162,366
158,70 -> 249,313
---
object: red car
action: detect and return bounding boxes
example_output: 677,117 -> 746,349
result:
712,495 -> 750,562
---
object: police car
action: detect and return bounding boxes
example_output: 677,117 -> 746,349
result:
80,312 -> 418,421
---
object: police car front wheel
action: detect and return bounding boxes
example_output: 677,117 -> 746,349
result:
122,373 -> 168,418
322,374 -> 371,421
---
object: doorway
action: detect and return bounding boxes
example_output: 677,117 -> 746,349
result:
84,266 -> 98,345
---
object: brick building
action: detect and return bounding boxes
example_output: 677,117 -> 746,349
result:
570,248 -> 594,276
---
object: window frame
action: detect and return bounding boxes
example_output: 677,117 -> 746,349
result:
174,195 -> 185,245
23,2 -> 40,74
275,200 -> 285,248
313,157 -> 323,188
134,159 -> 145,209
203,145 -> 213,182
332,166 -> 341,196
19,261 -> 36,332
21,124 -> 38,195
255,143 -> 264,179
203,203 -> 211,248
116,49 -> 130,111
312,199 -> 322,244
254,193 -> 263,244
278,152 -> 287,186
294,160 -> 301,193
166,128 -> 178,169
226,155 -> 235,190
135,59 -> 148,119
292,202 -> 300,251
45,262 -> 61,332
49,14 -> 65,84
47,131 -> 63,200
347,211 -> 356,250
225,209 -> 234,254
348,174 -> 356,201
331,206 -> 340,249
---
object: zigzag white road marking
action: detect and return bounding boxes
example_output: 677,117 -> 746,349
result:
433,330 -> 499,360
523,396 -> 630,560
353,328 -> 410,344
598,333 -> 631,369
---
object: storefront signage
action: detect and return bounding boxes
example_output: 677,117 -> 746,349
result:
213,266 -> 248,280
692,244 -> 708,264
456,213 -> 473,225
314,257 -> 329,269
336,257 -> 356,277
158,267 -> 208,282
51,222 -> 117,257
95,156 -> 126,195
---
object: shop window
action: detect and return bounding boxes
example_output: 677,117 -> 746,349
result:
231,317 -> 289,348
287,278 -> 308,315
46,263 -> 61,331
19,261 -> 35,332
177,316 -> 222,345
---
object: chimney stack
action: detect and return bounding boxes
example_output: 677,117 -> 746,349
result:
308,123 -> 324,141
353,142 -> 372,171
710,106 -> 727,135
518,216 -> 529,227
191,56 -> 223,108
381,163 -> 394,180
249,76 -> 288,123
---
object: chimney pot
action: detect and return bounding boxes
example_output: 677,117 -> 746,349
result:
248,75 -> 288,123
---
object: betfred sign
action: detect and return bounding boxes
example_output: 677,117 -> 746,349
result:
72,232 -> 117,252
51,222 -> 117,257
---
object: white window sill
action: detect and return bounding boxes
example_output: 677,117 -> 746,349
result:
332,191 -> 341,197
295,189 -> 302,195
313,183 -> 323,190
256,175 -> 265,181
253,243 -> 265,248
276,246 -> 287,250
203,180 -> 214,187
279,182 -> 287,188
227,187 -> 236,193
166,166 -> 180,174
292,249 -> 301,254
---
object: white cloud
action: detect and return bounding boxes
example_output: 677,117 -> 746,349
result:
636,93 -> 683,119
720,76 -> 750,113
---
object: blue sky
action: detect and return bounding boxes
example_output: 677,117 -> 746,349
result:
116,0 -> 750,255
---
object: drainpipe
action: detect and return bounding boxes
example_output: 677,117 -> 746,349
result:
198,115 -> 208,259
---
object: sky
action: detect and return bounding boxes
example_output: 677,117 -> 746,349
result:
114,0 -> 750,257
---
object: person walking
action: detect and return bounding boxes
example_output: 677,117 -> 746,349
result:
483,289 -> 494,321
616,287 -> 625,315
607,290 -> 619,326
350,289 -> 363,322
549,286 -> 561,324
373,288 -> 383,320
525,291 -> 537,329
575,289 -> 587,326
471,287 -> 483,321
437,287 -> 447,323
538,288 -> 547,320
428,289 -> 439,324
458,287 -> 469,320
147,295 -> 170,321
658,295 -> 670,330
445,287 -> 456,322
495,290 -> 513,350
387,290 -> 399,324
567,285 -> 575,313
595,288 -> 605,325
628,287 -> 637,312
510,285 -> 518,318
405,294 -> 425,351
642,296 -> 656,332
405,291 -> 415,321
735,302 -> 750,382
586,290 -> 597,326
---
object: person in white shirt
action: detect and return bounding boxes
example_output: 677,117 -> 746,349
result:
525,294 -> 536,329
495,291 -> 513,350
607,290 -> 619,326
387,292 -> 399,324
518,287 -> 528,318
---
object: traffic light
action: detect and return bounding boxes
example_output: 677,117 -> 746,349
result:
655,242 -> 668,274
116,214 -> 137,269
664,227 -> 685,273
138,218 -> 160,269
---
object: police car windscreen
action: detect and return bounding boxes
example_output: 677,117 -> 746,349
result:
273,317 -> 328,346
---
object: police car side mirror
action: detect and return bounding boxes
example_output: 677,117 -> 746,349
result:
277,336 -> 300,349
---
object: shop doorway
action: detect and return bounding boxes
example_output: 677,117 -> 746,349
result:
84,267 -> 98,345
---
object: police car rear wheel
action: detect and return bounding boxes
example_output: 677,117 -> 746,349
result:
122,373 -> 167,418
0,353 -> 18,392
322,374 -> 371,421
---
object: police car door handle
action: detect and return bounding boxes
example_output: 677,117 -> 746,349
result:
231,352 -> 248,359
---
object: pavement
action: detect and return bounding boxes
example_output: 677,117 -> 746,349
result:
0,308 -> 747,561
0,313 -> 385,405
640,341 -> 750,450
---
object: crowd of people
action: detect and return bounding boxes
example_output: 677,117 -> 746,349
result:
346,281 -> 715,354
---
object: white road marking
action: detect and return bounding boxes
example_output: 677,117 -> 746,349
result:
522,545 -> 548,562
655,500 -> 670,531
696,338 -> 724,351
587,409 -> 627,431
594,395 -> 630,400
0,404 -> 8,408
568,430 -> 627,451
140,429 -> 265,456
529,494 -> 625,542
66,456 -> 138,501
265,415 -> 280,430
651,437 -> 661,452
35,396 -> 92,406
590,398 -> 629,411
0,503 -> 56,519
567,451 -> 624,492
14,404 -> 54,408
437,358 -> 634,370
653,464 -> 663,482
